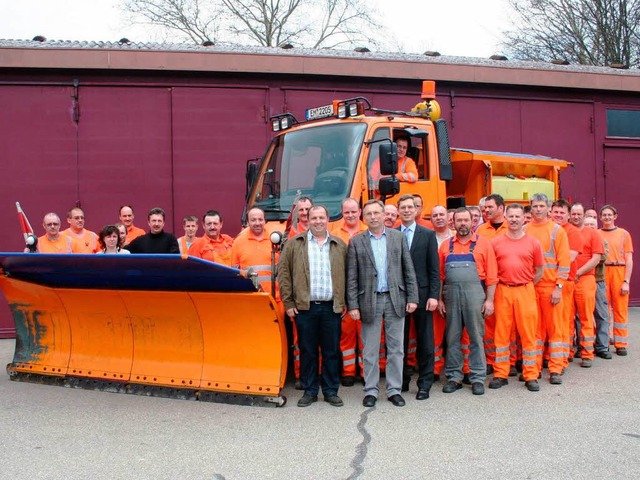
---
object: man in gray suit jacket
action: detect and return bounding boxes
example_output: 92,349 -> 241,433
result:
347,199 -> 419,407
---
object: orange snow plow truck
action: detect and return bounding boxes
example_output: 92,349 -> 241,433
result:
0,81 -> 567,407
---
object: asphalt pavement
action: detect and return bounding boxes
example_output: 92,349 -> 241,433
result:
1,310 -> 639,479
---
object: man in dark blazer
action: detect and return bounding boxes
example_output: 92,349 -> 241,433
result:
397,195 -> 440,400
347,199 -> 419,408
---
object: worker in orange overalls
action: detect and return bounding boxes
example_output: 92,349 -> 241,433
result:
430,205 -> 453,379
177,215 -> 199,255
37,213 -> 80,253
569,202 -> 605,366
62,207 -> 99,253
551,199 -> 583,369
287,196 -> 313,237
524,193 -> 570,385
331,198 -> 367,386
188,210 -> 234,265
119,205 -> 146,244
475,194 -> 509,376
490,204 -> 544,392
599,204 -> 633,356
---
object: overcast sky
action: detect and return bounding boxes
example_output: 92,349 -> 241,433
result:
0,0 -> 513,58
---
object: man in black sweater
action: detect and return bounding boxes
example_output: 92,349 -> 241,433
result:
124,207 -> 180,254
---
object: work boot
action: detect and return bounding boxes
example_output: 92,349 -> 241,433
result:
525,380 -> 540,392
471,382 -> 485,396
574,349 -> 582,359
488,377 -> 508,389
580,358 -> 592,368
324,395 -> 344,407
294,379 -> 303,390
616,347 -> 628,356
550,373 -> 563,385
509,365 -> 518,377
596,350 -> 612,360
297,394 -> 318,407
442,381 -> 462,393
341,376 -> 355,387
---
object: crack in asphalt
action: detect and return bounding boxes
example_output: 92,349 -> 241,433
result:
346,406 -> 373,479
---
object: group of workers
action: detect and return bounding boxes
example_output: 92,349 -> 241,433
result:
33,192 -> 633,408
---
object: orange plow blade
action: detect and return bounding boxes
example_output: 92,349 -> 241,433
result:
0,254 -> 287,407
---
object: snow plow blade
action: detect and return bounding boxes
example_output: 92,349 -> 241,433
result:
0,254 -> 287,407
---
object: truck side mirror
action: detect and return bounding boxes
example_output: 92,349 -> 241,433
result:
379,143 -> 398,176
379,177 -> 400,196
245,160 -> 259,200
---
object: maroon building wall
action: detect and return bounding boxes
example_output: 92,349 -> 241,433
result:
1,71 -> 639,337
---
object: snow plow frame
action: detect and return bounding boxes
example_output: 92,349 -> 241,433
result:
0,254 -> 287,407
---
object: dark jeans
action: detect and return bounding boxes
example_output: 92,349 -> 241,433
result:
295,302 -> 342,397
403,308 -> 435,391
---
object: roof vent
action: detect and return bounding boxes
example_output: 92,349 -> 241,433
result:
118,38 -> 131,45
354,47 -> 370,53
202,40 -> 214,47
551,59 -> 569,65
280,43 -> 294,49
489,55 -> 508,61
609,63 -> 628,69
423,51 -> 441,57
32,35 -> 46,42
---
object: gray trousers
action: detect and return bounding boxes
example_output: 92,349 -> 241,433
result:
443,282 -> 486,384
594,279 -> 611,353
361,293 -> 404,398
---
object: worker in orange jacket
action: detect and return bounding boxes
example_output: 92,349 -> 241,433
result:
551,199 -> 583,368
37,213 -> 80,253
525,193 -> 571,385
599,204 -> 633,356
475,194 -> 509,375
188,210 -> 234,265
331,198 -> 367,386
62,207 -> 99,253
369,137 -> 419,191
490,204 -> 544,392
119,205 -> 146,244
569,203 -> 605,366
177,215 -> 199,255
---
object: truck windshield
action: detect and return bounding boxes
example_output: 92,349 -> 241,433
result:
250,123 -> 367,220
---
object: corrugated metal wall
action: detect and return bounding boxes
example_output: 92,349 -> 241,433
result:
1,73 -> 638,337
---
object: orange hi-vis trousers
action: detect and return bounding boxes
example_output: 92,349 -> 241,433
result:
605,265 -> 629,348
433,310 -> 446,375
572,275 -> 596,360
340,313 -> 362,377
535,283 -> 565,375
560,281 -> 575,368
406,316 -> 417,368
484,313 -> 496,366
493,283 -> 540,381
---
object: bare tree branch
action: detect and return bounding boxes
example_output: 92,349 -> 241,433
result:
121,0 -> 381,48
502,0 -> 640,67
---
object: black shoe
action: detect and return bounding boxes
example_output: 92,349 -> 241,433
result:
297,394 -> 318,407
574,349 -> 582,359
416,389 -> 430,400
596,350 -> 613,360
550,373 -> 563,385
462,373 -> 472,385
294,379 -> 303,390
616,347 -> 628,356
488,377 -> 508,389
341,376 -> 355,387
486,364 -> 494,375
525,380 -> 540,392
580,358 -> 592,368
509,366 -> 518,377
567,357 -> 573,363
362,395 -> 377,407
388,394 -> 406,407
472,382 -> 485,395
324,395 -> 344,407
442,381 -> 462,393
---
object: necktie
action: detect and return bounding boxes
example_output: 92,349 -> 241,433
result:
404,227 -> 412,248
